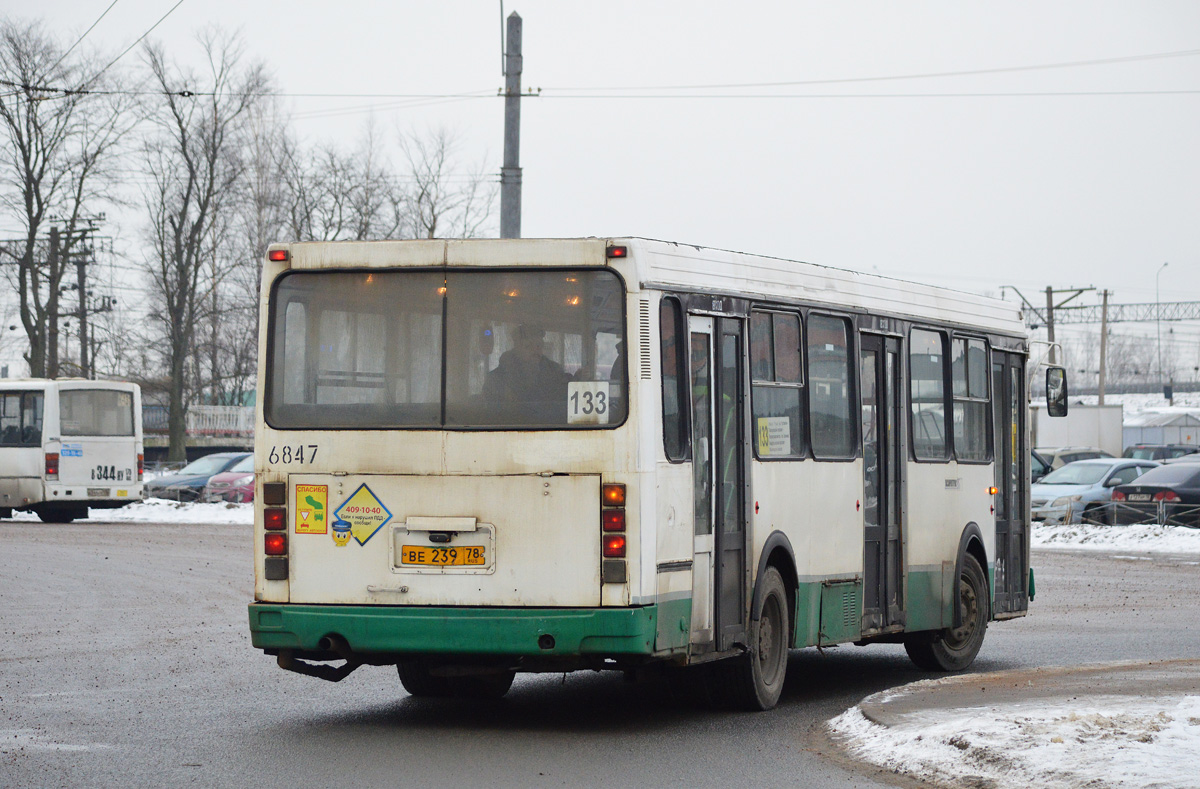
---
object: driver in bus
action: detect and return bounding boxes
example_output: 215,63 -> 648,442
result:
483,324 -> 577,418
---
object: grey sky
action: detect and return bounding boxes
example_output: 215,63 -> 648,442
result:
12,1 -> 1200,372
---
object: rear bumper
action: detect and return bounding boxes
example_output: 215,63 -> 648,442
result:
248,603 -> 657,658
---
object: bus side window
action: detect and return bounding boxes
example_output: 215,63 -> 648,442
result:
806,314 -> 855,459
910,328 -> 949,461
751,310 -> 805,459
952,337 -> 992,462
660,297 -> 689,462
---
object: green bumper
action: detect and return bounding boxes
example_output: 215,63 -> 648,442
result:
248,603 -> 658,657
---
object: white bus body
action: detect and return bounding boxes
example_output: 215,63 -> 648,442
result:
249,238 -> 1051,708
0,379 -> 144,523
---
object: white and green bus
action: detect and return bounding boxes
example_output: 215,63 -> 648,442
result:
248,238 -> 1065,709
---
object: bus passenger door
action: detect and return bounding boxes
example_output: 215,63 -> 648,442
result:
860,333 -> 905,632
688,316 -> 748,652
992,351 -> 1028,614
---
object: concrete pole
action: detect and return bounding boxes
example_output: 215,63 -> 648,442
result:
75,232 -> 90,379
1097,289 -> 1109,406
1045,286 -> 1056,365
500,12 -> 523,239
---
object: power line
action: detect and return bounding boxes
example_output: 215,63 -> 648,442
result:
547,48 -> 1200,92
77,0 -> 187,92
46,0 -> 121,76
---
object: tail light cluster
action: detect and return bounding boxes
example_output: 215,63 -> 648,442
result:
262,482 -> 289,581
601,483 -> 627,584
1154,491 -> 1180,502
1112,490 -> 1125,501
45,452 -> 59,480
137,453 -> 144,482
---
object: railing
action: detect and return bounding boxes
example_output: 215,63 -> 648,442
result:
1074,501 -> 1200,528
142,405 -> 255,437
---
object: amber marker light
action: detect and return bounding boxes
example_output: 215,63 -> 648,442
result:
988,486 -> 999,495
602,483 -> 626,507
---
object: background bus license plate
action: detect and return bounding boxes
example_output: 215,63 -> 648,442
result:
401,545 -> 486,566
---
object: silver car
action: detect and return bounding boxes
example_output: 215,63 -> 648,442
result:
1031,458 -> 1159,524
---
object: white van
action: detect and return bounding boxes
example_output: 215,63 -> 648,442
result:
0,379 -> 144,522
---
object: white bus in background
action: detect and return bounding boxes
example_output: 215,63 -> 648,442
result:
0,379 -> 144,523
247,238 -> 1066,710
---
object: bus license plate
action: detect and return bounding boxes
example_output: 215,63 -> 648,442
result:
400,545 -> 486,566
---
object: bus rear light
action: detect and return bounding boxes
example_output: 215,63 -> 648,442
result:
264,507 -> 287,531
137,453 -> 144,481
603,534 -> 626,558
1112,491 -> 1126,501
1154,490 -> 1180,502
602,483 -> 626,507
263,482 -> 286,506
264,533 -> 287,556
268,249 -> 289,262
45,452 -> 59,479
602,510 -> 625,532
606,245 -> 628,259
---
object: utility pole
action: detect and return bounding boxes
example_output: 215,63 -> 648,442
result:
47,227 -> 61,378
1097,289 -> 1109,405
500,11 -> 523,239
75,230 -> 91,378
1045,286 -> 1055,364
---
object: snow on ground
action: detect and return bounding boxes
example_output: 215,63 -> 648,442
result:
830,693 -> 1200,789
1034,520 -> 1200,556
8,499 -> 253,524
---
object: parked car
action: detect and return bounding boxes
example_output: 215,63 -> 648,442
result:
202,454 -> 255,503
1112,463 -> 1200,527
1034,446 -> 1114,470
144,452 -> 251,502
1031,450 -> 1051,483
1031,458 -> 1159,524
1122,444 -> 1200,461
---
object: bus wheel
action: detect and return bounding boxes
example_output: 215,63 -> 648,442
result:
905,553 -> 989,672
397,660 -> 452,697
712,566 -> 789,711
447,671 -> 516,700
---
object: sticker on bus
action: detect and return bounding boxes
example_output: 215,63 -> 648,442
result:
567,381 -> 610,425
332,484 -> 392,546
295,484 -> 328,534
757,417 -> 791,456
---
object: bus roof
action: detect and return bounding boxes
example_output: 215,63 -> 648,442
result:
269,237 -> 1026,337
0,379 -> 141,393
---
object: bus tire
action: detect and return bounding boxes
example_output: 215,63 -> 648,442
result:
447,671 -> 516,700
712,566 -> 789,711
397,660 -> 452,697
904,553 -> 989,672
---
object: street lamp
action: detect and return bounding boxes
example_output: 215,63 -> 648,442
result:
1156,262 -> 1169,398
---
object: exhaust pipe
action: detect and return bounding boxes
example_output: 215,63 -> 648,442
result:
277,634 -> 362,683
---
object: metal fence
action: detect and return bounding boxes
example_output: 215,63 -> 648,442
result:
143,405 -> 255,437
1076,501 -> 1200,528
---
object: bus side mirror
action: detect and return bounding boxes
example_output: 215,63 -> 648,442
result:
1046,366 -> 1068,417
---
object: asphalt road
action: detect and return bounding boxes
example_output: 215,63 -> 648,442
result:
1,520 -> 1197,788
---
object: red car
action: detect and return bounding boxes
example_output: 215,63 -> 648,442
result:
202,455 -> 255,503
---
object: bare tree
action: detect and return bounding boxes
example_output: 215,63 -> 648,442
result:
0,18 -> 138,377
398,126 -> 496,239
139,29 -> 271,461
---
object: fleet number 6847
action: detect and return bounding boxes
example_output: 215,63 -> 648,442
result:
268,445 -> 318,464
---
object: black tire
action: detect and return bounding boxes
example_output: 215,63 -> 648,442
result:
709,566 -> 790,711
905,553 -> 989,672
397,660 -> 452,697
447,671 -> 516,700
36,507 -> 85,523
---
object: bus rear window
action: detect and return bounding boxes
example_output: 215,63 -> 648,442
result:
267,268 -> 627,430
59,390 -> 134,436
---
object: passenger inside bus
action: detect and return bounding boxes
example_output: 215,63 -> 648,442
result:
483,324 -> 578,418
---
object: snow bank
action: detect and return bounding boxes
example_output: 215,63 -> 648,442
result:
1033,521 -> 1200,555
830,694 -> 1200,789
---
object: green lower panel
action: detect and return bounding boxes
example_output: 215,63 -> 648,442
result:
249,603 -> 657,657
794,583 -> 822,647
653,596 -> 692,653
906,565 -> 952,631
